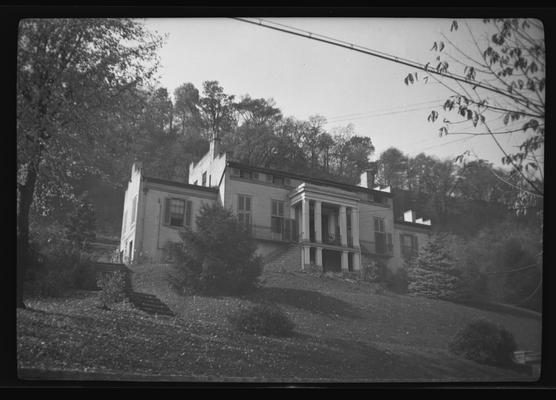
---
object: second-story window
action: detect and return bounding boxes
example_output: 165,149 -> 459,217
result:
202,172 -> 207,186
273,175 -> 284,185
271,200 -> 284,233
237,195 -> 252,231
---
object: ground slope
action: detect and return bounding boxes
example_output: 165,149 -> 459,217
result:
17,263 -> 541,382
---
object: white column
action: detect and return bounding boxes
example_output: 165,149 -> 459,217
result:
316,247 -> 323,267
302,198 -> 310,241
351,206 -> 360,249
315,201 -> 322,243
339,205 -> 347,246
302,245 -> 311,268
341,251 -> 349,271
353,251 -> 361,271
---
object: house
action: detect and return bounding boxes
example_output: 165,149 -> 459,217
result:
119,136 -> 432,272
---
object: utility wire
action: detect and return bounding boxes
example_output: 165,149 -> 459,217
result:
232,17 -> 543,115
325,98 -> 445,121
325,103 -> 445,125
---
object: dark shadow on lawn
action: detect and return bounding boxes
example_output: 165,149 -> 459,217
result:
451,299 -> 541,320
248,286 -> 363,320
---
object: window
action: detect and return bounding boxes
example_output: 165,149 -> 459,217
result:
284,177 -> 291,186
271,200 -> 284,233
237,195 -> 252,231
202,172 -> 207,186
164,198 -> 193,227
239,169 -> 252,179
252,171 -> 259,180
273,175 -> 284,185
374,217 -> 385,233
400,234 -> 418,257
265,173 -> 273,183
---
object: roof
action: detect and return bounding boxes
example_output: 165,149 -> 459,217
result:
143,176 -> 219,193
394,220 -> 432,230
226,160 -> 393,197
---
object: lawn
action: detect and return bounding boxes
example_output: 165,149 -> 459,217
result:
17,263 -> 542,382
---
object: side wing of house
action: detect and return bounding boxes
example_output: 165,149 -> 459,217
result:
119,162 -> 143,263
393,220 -> 432,269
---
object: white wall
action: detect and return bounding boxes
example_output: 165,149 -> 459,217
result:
139,183 -> 218,262
119,163 -> 142,262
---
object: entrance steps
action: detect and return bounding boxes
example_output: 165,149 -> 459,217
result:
264,244 -> 301,272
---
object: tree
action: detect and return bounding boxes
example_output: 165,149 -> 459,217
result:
65,191 -> 96,250
173,203 -> 263,295
404,18 -> 544,215
173,83 -> 202,137
17,18 -> 162,308
407,234 -> 466,301
377,147 -> 408,188
199,80 -> 236,139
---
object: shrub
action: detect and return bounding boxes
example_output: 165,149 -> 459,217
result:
228,303 -> 295,337
449,318 -> 517,366
97,270 -> 128,307
360,260 -> 380,282
24,233 -> 95,298
382,267 -> 408,294
173,203 -> 263,296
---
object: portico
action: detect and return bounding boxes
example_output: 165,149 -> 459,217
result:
290,183 -> 361,272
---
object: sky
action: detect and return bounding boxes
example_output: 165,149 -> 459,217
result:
142,17 -> 543,168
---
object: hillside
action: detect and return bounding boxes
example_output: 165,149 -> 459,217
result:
17,264 -> 541,382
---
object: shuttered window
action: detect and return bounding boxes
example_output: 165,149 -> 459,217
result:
238,195 -> 252,232
164,198 -> 193,228
271,200 -> 284,233
400,233 -> 418,256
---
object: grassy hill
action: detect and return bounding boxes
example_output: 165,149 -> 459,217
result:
17,264 -> 541,382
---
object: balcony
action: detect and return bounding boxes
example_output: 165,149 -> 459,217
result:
250,219 -> 298,243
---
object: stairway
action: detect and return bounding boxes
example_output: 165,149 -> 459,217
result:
127,291 -> 175,317
264,244 -> 301,272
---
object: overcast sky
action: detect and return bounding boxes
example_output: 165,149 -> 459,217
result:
142,17 -> 542,168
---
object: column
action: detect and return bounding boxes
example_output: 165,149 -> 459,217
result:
341,251 -> 349,271
353,251 -> 361,271
339,205 -> 347,246
302,198 -> 310,241
314,200 -> 322,243
316,247 -> 323,267
302,245 -> 311,268
351,206 -> 360,249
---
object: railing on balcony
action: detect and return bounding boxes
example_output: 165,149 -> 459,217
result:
360,238 -> 393,256
250,219 -> 298,243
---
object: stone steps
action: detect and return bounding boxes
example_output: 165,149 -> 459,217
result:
264,244 -> 301,272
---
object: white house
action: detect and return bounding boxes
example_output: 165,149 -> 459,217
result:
120,136 -> 432,272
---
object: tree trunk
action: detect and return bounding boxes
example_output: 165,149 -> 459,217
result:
17,164 -> 38,309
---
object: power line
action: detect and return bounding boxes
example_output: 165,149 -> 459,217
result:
325,103 -> 445,125
232,17 -> 543,116
325,99 -> 445,121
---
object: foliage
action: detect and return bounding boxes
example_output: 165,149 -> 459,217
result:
24,232 -> 95,298
65,191 -> 96,250
172,203 -> 263,295
359,260 -> 381,282
461,222 -> 542,311
407,234 -> 466,301
380,266 -> 409,294
97,270 -> 128,307
17,18 -> 163,307
228,303 -> 295,337
404,18 -> 544,214
449,318 -> 517,366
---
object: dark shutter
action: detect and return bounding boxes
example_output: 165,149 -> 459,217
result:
185,200 -> 192,227
413,235 -> 419,253
164,198 -> 171,225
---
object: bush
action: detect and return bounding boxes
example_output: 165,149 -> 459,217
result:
360,260 -> 380,282
24,233 -> 95,298
173,203 -> 263,296
97,270 -> 128,307
382,267 -> 408,294
228,303 -> 295,337
449,318 -> 517,366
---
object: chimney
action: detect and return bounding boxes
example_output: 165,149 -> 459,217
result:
132,161 -> 143,176
358,162 -> 378,188
403,210 -> 416,223
209,135 -> 221,159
